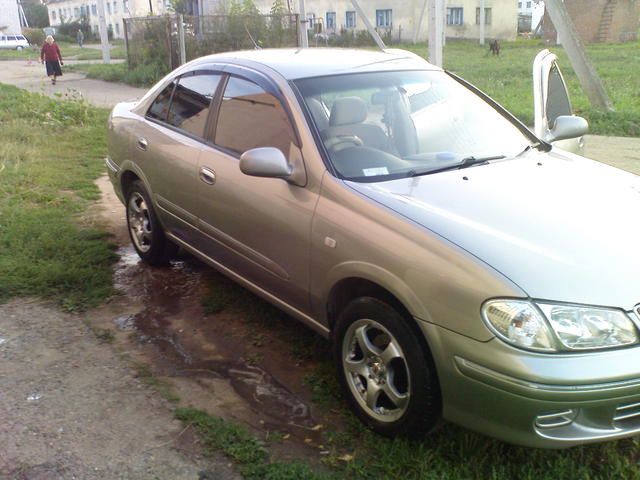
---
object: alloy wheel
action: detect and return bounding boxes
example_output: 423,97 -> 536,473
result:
342,318 -> 411,422
128,192 -> 152,253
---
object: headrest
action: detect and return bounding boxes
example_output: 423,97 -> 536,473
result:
329,96 -> 368,126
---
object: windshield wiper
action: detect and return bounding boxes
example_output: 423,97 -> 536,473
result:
457,154 -> 506,169
406,154 -> 506,178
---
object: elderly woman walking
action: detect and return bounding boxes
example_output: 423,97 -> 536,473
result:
40,35 -> 63,85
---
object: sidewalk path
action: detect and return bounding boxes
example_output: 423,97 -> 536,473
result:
0,59 -> 146,108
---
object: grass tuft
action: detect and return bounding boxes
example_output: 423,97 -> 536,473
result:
0,83 -> 117,310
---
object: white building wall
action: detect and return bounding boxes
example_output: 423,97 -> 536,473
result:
0,0 -> 22,34
252,0 -> 517,41
46,0 -> 169,39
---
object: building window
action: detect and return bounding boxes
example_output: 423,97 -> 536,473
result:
326,11 -> 336,30
74,7 -> 79,17
475,7 -> 492,25
123,0 -> 128,12
446,7 -> 463,25
518,1 -> 522,8
91,4 -> 97,14
345,10 -> 356,28
51,10 -> 57,20
526,1 -> 531,7
113,2 -> 117,13
107,2 -> 111,14
115,22 -> 120,35
306,13 -> 315,27
376,9 -> 392,28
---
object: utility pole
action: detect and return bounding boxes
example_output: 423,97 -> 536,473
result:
428,0 -> 444,67
479,0 -> 485,45
545,0 -> 613,111
350,0 -> 386,50
298,0 -> 308,47
96,0 -> 111,63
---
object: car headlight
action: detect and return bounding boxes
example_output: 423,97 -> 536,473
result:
537,303 -> 637,350
482,300 -> 638,352
482,300 -> 556,352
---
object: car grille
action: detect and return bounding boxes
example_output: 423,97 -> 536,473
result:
535,410 -> 576,429
614,401 -> 640,427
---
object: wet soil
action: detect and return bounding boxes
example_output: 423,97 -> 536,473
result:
89,176 -> 341,462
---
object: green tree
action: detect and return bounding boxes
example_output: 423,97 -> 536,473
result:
23,3 -> 50,28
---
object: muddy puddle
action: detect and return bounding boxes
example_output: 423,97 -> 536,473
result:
110,246 -> 328,443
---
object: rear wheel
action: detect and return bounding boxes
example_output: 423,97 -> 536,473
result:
126,180 -> 177,266
334,297 -> 441,437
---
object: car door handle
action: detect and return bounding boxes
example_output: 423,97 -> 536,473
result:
137,137 -> 148,151
199,167 -> 216,185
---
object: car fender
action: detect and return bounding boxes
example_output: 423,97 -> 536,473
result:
322,260 -> 432,324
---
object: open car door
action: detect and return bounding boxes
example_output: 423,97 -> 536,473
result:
533,49 -> 588,155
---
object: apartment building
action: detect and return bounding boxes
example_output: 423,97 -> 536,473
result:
46,0 -> 170,39
252,0 -> 518,41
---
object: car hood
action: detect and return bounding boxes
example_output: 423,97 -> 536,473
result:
347,150 -> 640,310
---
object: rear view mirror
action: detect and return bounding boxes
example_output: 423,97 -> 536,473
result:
240,147 -> 292,179
546,115 -> 589,144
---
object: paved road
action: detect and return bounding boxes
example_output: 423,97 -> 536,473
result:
0,59 -> 145,108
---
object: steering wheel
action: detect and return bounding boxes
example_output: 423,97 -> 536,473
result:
325,135 -> 364,153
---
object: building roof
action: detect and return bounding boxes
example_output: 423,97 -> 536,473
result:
187,47 -> 438,80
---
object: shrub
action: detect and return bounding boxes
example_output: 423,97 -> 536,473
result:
22,28 -> 45,46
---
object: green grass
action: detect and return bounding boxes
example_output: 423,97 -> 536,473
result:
176,408 -> 335,480
0,42 -> 126,61
403,38 -> 640,137
0,84 -> 117,310
67,62 -> 165,87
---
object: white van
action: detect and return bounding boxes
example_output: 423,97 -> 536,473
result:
0,34 -> 30,50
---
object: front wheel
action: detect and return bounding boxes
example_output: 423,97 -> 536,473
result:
126,180 -> 177,266
334,297 -> 441,437
16,46 -> 23,51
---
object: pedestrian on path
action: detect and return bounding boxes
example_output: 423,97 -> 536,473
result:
76,29 -> 84,48
40,35 -> 63,85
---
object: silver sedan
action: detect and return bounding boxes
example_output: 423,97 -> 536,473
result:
106,48 -> 640,448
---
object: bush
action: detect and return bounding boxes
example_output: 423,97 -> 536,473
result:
22,28 -> 45,46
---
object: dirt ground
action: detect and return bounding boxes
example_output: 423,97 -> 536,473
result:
0,176 -> 335,479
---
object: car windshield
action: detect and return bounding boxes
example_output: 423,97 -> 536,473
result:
294,70 -> 532,182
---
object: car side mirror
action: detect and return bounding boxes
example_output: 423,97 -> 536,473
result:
546,115 -> 588,144
240,147 -> 293,179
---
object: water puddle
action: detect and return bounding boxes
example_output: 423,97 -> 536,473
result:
112,246 -> 318,435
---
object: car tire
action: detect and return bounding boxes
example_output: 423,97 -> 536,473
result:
16,46 -> 23,51
334,297 -> 441,437
126,180 -> 177,266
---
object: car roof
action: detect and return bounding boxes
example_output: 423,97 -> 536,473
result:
186,48 -> 439,80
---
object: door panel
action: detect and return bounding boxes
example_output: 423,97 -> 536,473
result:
136,72 -> 222,243
194,75 -> 316,313
532,49 -> 584,154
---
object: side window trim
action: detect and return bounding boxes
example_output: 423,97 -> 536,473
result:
203,72 -> 229,145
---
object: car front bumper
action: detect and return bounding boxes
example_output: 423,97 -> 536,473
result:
419,320 -> 640,448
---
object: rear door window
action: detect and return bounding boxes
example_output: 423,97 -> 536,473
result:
213,76 -> 295,156
166,72 -> 221,138
146,81 -> 176,122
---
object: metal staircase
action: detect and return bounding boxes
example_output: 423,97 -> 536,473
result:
596,0 -> 617,42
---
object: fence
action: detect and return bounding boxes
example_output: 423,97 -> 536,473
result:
123,14 -> 299,75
